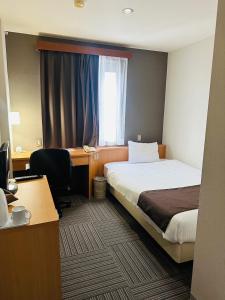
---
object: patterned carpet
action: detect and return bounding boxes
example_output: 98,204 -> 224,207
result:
59,194 -> 192,300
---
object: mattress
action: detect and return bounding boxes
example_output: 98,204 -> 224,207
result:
104,159 -> 201,244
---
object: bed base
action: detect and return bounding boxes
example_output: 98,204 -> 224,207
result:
109,185 -> 194,264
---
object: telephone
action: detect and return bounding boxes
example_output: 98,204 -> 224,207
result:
83,145 -> 97,153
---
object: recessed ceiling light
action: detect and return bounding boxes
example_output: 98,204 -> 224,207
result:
74,0 -> 86,8
122,8 -> 134,15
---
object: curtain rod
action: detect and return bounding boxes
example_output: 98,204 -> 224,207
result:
37,40 -> 132,59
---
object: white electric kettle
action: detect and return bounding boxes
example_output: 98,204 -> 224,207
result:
0,188 -> 9,227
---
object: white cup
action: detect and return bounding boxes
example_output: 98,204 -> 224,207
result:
11,206 -> 31,225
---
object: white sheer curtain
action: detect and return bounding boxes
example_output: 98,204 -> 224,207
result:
98,56 -> 128,146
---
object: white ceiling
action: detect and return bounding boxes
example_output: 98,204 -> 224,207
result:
0,0 -> 218,52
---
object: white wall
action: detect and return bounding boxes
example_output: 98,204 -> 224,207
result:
163,37 -> 214,169
191,0 -> 225,298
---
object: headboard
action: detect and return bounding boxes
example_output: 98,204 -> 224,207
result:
93,144 -> 166,177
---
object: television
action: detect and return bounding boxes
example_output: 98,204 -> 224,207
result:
0,142 -> 10,190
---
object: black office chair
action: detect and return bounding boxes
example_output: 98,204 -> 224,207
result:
29,148 -> 73,217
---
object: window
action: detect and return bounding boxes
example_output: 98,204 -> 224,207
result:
98,56 -> 128,146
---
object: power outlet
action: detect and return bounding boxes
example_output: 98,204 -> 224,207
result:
137,134 -> 142,142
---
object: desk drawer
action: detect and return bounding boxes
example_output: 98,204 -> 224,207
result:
12,159 -> 29,171
72,156 -> 89,166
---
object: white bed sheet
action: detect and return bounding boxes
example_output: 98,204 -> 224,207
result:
104,160 -> 201,244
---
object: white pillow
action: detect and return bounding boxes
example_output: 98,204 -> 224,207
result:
128,141 -> 159,163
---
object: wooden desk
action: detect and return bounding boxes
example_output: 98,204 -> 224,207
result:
11,145 -> 166,199
12,149 -> 94,198
11,149 -> 92,171
0,177 -> 61,300
68,148 -> 94,198
11,151 -> 32,171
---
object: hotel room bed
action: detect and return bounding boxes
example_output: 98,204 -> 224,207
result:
104,159 -> 201,263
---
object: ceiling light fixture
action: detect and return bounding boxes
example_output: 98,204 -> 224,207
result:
122,8 -> 134,15
74,0 -> 86,8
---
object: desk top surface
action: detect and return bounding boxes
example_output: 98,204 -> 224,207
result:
11,148 -> 91,160
11,151 -> 32,160
11,147 -> 127,160
9,177 -> 58,226
67,148 -> 91,157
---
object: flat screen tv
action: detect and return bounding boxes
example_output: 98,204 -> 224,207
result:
0,142 -> 9,190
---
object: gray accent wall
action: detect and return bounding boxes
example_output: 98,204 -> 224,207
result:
6,32 -> 167,150
126,49 -> 167,143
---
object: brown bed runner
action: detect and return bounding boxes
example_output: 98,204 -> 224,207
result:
137,185 -> 200,232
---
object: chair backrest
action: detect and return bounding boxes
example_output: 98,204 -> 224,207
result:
29,149 -> 72,188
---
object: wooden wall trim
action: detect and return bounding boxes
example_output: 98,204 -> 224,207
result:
93,144 -> 166,176
37,40 -> 132,59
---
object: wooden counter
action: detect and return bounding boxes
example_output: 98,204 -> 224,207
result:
0,177 -> 61,300
11,145 -> 166,200
11,151 -> 32,171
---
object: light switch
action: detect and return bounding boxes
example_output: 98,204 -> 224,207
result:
36,139 -> 42,147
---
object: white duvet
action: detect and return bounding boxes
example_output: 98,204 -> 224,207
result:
104,160 -> 201,244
